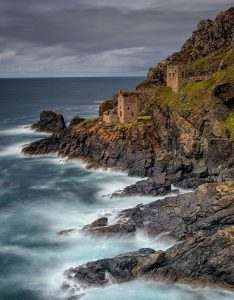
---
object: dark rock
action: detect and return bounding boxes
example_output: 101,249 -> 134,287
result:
31,111 -> 66,133
83,221 -> 136,236
64,248 -> 156,286
84,182 -> 234,239
67,182 -> 234,291
83,217 -> 108,229
22,133 -> 61,155
119,174 -> 171,197
58,229 -> 75,236
152,227 -> 234,289
175,178 -> 207,189
213,82 -> 234,109
69,116 -> 86,127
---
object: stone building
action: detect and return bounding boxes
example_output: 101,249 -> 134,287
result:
102,90 -> 139,124
117,90 -> 139,123
167,64 -> 187,92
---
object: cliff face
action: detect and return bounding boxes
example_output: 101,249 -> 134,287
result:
23,8 -> 234,187
137,7 -> 234,89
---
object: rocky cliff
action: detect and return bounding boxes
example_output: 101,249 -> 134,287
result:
21,7 -> 234,296
137,7 -> 234,89
23,8 -> 234,189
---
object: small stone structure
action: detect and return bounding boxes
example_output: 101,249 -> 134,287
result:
102,109 -> 119,124
167,64 -> 187,92
103,90 -> 139,124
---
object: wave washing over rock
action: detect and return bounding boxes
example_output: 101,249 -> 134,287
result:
20,7 -> 234,300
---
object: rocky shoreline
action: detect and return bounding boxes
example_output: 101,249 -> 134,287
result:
63,182 -> 234,296
21,7 -> 234,298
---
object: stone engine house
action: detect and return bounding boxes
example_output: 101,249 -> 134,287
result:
103,90 -> 139,124
117,90 -> 139,123
167,64 -> 187,92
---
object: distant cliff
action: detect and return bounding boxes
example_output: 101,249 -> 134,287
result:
137,7 -> 234,89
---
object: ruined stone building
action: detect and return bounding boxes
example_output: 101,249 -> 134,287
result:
117,90 -> 139,123
103,90 -> 139,124
102,109 -> 119,124
167,64 -> 187,92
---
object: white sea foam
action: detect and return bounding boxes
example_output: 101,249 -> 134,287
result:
0,245 -> 37,256
0,125 -> 32,135
0,125 -> 50,136
0,143 -> 24,157
172,183 -> 194,194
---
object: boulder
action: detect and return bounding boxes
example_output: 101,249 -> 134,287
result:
31,110 -> 66,133
64,248 -> 156,286
119,174 -> 171,197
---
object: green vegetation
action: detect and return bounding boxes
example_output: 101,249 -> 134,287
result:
138,116 -> 151,121
186,47 -> 234,76
222,113 -> 234,142
140,48 -> 234,117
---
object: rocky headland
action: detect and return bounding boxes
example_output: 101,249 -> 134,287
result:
22,7 -> 234,296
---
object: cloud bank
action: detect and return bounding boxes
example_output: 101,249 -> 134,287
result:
0,0 -> 232,77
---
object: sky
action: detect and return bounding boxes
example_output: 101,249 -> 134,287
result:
0,0 -> 233,77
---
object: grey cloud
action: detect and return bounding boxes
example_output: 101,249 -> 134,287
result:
0,0 -> 233,77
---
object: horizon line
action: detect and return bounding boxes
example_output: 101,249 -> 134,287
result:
0,75 -> 145,79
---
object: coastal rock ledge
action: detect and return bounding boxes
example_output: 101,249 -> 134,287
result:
64,182 -> 234,294
31,110 -> 66,133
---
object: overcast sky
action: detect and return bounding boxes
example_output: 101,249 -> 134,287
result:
0,0 -> 233,77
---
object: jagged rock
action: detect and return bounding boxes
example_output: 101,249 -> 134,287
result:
83,182 -> 234,239
66,182 -> 234,292
137,7 -> 234,89
213,82 -> 234,109
120,174 -> 171,196
69,116 -> 86,127
64,227 -> 234,290
175,178 -> 207,189
151,226 -> 234,288
64,248 -> 156,286
22,133 -> 61,155
83,217 -> 108,229
83,220 -> 136,236
31,111 -> 66,133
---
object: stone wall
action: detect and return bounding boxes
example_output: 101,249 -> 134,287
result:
102,109 -> 118,124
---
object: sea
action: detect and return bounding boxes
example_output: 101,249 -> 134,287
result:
0,77 -> 233,300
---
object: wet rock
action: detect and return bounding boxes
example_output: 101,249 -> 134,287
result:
83,217 -> 108,229
83,221 -> 136,236
151,226 -> 234,289
58,229 -> 76,236
120,174 -> 171,197
68,182 -> 234,291
31,111 -> 66,133
85,182 -> 234,239
175,178 -> 207,189
64,248 -> 156,286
